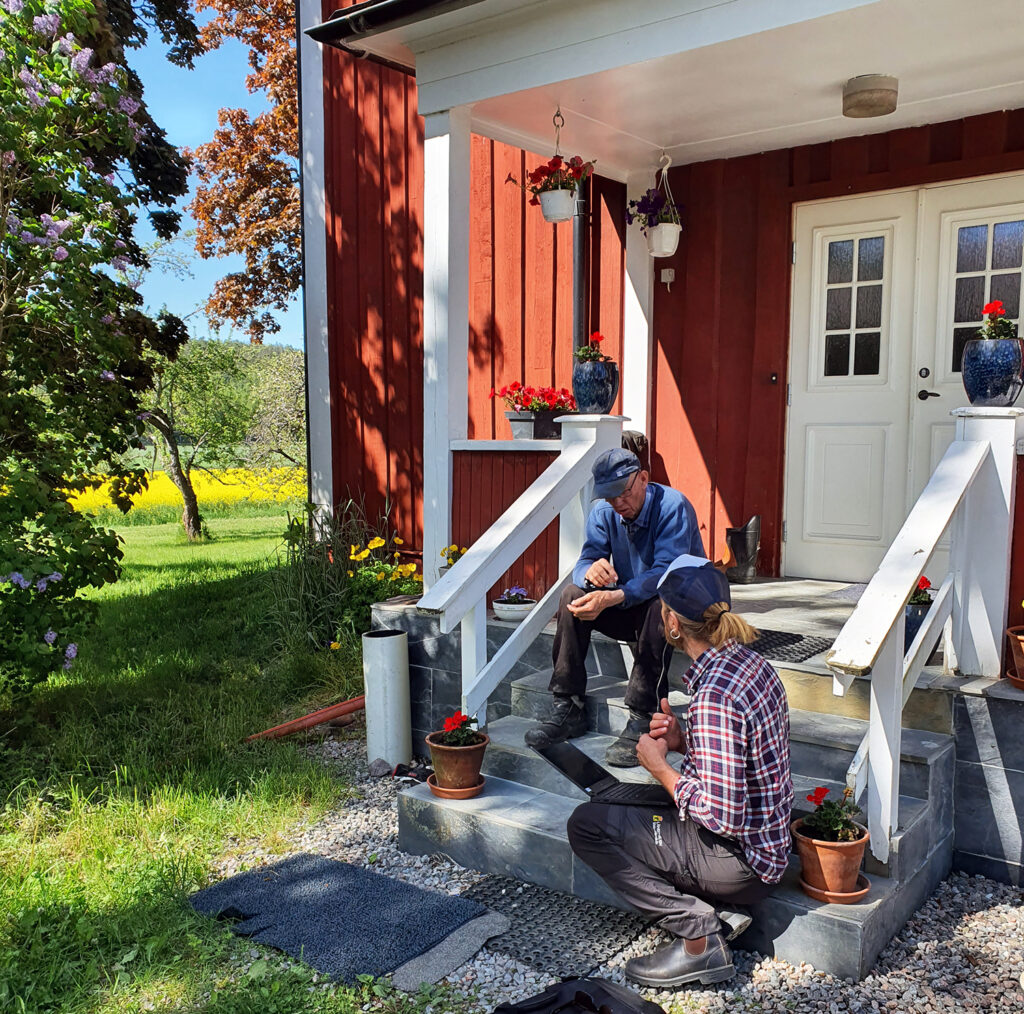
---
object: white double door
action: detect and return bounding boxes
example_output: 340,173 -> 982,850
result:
784,173 -> 1024,581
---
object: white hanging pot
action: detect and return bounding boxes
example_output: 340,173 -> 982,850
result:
647,222 -> 681,258
538,188 -> 575,223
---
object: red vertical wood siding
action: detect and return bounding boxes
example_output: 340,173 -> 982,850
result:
450,451 -> 560,602
650,108 -> 1024,594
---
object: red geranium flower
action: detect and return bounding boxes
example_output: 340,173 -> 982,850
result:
983,300 -> 1006,316
444,710 -> 468,733
917,576 -> 931,592
807,786 -> 829,806
589,331 -> 605,344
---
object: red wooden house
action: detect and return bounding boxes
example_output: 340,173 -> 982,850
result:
297,0 -> 1024,967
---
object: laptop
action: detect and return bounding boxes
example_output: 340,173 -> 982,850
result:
530,739 -> 675,806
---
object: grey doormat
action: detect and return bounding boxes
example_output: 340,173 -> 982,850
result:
190,853 -> 497,985
461,875 -> 649,977
748,627 -> 834,663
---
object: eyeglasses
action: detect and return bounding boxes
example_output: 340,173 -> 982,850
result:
607,471 -> 640,504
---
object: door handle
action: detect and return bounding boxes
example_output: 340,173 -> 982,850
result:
917,389 -> 941,400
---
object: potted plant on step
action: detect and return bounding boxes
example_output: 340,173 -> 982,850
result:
961,299 -> 1024,407
426,709 -> 489,799
572,332 -> 620,414
792,786 -> 870,904
506,154 -> 595,223
905,575 -> 932,648
489,382 -> 577,438
492,585 -> 536,622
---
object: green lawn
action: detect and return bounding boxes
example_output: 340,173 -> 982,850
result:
0,517 -> 467,1014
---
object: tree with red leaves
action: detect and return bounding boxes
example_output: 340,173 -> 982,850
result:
188,0 -> 299,344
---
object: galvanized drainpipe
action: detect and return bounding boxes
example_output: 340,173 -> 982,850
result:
572,181 -> 586,353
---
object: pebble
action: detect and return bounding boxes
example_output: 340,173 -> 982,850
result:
208,734 -> 1024,1014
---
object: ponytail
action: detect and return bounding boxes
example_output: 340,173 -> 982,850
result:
670,601 -> 758,647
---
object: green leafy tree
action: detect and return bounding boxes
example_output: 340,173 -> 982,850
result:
0,0 -> 190,697
144,339 -> 252,539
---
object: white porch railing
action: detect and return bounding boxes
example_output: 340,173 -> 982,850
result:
417,415 -> 624,719
826,407 -> 1022,863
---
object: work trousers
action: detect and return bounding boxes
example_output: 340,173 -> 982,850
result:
567,802 -> 774,939
550,584 -> 672,715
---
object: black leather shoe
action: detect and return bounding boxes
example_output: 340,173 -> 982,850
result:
524,695 -> 587,748
604,711 -> 650,767
624,932 -> 735,988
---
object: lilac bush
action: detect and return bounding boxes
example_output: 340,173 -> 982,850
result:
0,0 -> 188,695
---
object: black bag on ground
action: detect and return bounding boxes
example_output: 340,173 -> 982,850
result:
490,976 -> 666,1014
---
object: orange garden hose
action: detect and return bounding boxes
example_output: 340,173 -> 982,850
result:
245,694 -> 366,741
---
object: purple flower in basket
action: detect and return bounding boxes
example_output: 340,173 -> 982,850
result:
497,585 -> 532,604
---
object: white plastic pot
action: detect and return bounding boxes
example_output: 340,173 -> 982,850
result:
362,628 -> 412,767
538,188 -> 575,223
647,222 -> 681,258
492,600 -> 536,622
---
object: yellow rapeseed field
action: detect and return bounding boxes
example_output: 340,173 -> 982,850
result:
70,468 -> 307,514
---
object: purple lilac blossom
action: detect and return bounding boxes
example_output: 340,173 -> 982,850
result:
70,48 -> 92,74
36,578 -> 48,592
100,370 -> 115,381
83,157 -> 94,169
6,572 -> 30,589
1,152 -> 14,169
111,256 -> 128,271
65,643 -> 77,660
101,314 -> 114,324
63,659 -> 73,671
3,0 -> 25,14
58,35 -> 75,55
33,14 -> 61,37
54,246 -> 68,262
44,629 -> 58,645
117,95 -> 140,116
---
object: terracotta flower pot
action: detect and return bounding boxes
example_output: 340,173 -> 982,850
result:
426,731 -> 489,793
792,818 -> 869,900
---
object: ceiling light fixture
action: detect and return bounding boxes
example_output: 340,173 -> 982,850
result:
842,74 -> 898,118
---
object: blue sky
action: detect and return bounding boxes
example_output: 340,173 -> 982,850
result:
129,27 -> 303,349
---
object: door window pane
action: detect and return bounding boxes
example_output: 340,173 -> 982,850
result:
992,221 -> 1024,270
951,326 -> 977,373
954,275 -> 985,323
828,240 -> 854,284
956,224 -> 988,273
856,285 -> 883,328
989,272 -> 1021,319
857,236 -> 885,281
853,332 -> 881,376
824,334 -> 850,376
826,287 -> 851,329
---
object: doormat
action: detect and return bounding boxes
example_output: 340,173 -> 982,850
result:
461,875 -> 649,978
748,628 -> 834,664
190,853 -> 506,986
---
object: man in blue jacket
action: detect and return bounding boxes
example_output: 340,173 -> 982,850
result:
525,448 -> 706,766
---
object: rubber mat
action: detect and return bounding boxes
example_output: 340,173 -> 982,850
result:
462,875 -> 650,977
747,627 -> 834,663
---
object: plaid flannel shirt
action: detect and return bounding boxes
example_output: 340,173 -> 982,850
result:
672,641 -> 793,883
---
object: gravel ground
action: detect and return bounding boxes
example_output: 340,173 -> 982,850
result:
211,731 -> 1024,1013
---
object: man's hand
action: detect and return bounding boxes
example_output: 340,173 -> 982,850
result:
566,589 -> 624,621
648,698 -> 683,753
637,732 -> 681,797
584,558 -> 618,588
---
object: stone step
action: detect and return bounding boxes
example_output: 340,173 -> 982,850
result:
510,671 -> 954,799
397,774 -> 952,981
480,716 -> 934,881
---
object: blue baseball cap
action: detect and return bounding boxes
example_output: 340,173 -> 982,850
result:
657,554 -> 731,621
592,448 -> 642,499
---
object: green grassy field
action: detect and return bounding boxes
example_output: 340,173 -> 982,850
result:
0,517 -> 468,1014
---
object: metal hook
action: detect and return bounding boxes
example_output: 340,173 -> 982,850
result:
659,152 -> 672,171
553,107 -> 565,130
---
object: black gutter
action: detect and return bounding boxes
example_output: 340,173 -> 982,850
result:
305,0 -> 488,53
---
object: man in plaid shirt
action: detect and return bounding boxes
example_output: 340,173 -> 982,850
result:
568,555 -> 793,988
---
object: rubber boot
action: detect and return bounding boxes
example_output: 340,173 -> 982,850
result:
725,516 -> 760,584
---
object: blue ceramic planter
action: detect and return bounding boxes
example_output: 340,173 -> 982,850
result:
572,360 -> 620,414
904,602 -> 930,648
961,338 -> 1024,407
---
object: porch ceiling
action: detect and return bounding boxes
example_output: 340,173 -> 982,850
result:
313,0 -> 1024,181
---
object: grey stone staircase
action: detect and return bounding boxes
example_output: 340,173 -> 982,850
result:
396,636 -> 955,980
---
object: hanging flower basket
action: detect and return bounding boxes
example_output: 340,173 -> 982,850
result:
538,188 -> 576,223
627,156 -> 683,258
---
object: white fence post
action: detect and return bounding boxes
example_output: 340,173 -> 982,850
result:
949,407 -> 1023,676
461,599 -> 488,723
422,107 -> 472,590
558,416 -> 625,574
867,625 -> 904,864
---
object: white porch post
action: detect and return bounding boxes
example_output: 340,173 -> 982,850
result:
423,108 -> 472,588
949,407 -> 1024,676
866,626 -> 904,863
298,0 -> 332,513
621,175 -> 655,435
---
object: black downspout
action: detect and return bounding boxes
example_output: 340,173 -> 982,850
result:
572,181 -> 586,353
